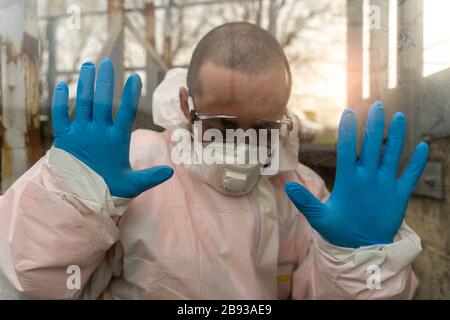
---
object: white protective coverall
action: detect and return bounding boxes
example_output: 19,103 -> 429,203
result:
0,68 -> 422,300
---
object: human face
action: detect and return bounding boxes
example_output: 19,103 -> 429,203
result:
180,61 -> 292,148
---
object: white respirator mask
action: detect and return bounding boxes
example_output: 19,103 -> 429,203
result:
185,141 -> 271,197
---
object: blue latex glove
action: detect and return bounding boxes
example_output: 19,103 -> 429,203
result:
52,58 -> 174,198
285,101 -> 429,248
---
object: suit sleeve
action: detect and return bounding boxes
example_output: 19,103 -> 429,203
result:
0,148 -> 129,299
289,165 -> 421,299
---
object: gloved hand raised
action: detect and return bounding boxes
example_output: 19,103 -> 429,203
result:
285,101 -> 429,248
52,58 -> 174,198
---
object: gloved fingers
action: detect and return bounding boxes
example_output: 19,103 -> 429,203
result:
359,101 -> 385,172
114,73 -> 142,134
398,142 -> 429,196
93,58 -> 114,125
74,61 -> 95,123
380,112 -> 406,177
130,165 -> 174,195
52,81 -> 71,137
285,182 -> 325,227
336,109 -> 358,181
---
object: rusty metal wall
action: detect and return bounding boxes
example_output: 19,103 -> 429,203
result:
0,0 -> 42,193
407,137 -> 450,299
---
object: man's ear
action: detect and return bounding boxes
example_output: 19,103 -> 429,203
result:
179,87 -> 190,120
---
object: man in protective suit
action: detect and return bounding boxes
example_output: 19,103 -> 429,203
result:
0,22 -> 428,299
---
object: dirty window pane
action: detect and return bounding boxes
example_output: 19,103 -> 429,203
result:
424,0 -> 450,76
0,0 -> 449,300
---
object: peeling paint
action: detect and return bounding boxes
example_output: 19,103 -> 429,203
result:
21,32 -> 39,65
1,0 -> 42,192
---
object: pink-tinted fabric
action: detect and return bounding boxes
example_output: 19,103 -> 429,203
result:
0,129 -> 421,299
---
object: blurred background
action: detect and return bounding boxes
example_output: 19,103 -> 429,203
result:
0,0 -> 449,299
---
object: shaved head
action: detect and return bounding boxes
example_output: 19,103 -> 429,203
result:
187,22 -> 292,104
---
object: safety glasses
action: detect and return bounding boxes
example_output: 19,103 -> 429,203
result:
188,94 -> 293,149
